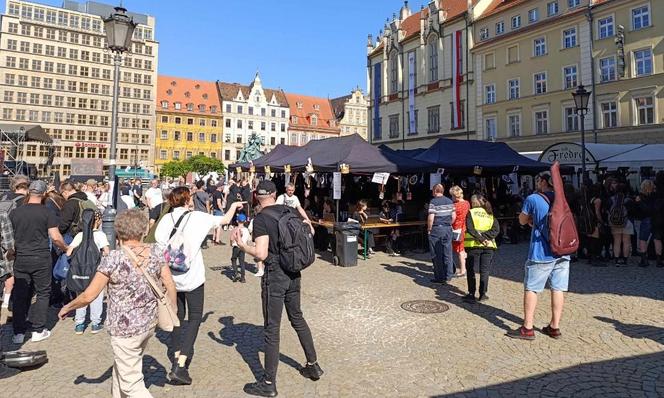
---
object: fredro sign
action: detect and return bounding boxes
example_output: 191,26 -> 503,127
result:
539,143 -> 596,165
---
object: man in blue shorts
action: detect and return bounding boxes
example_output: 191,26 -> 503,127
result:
507,173 -> 570,340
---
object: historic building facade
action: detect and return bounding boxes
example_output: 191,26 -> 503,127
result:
216,73 -> 289,165
0,0 -> 158,176
473,0 -> 664,151
331,87 -> 369,140
285,93 -> 340,146
155,76 -> 222,172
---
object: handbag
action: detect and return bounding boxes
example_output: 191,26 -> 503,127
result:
452,229 -> 463,242
121,245 -> 180,332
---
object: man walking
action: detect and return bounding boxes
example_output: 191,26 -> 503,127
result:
276,183 -> 310,222
10,181 -> 68,344
508,173 -> 570,340
427,184 -> 456,283
233,180 -> 322,397
144,178 -> 164,211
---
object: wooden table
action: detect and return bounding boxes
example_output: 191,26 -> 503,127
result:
312,220 -> 426,260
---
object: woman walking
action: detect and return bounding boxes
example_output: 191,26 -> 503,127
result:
450,186 -> 470,276
59,209 -> 177,398
636,180 -> 656,267
609,183 -> 633,266
155,187 -> 243,385
462,195 -> 499,303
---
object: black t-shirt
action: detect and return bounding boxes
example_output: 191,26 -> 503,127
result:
10,203 -> 58,259
252,205 -> 300,277
193,191 -> 209,212
212,190 -> 224,211
132,184 -> 143,197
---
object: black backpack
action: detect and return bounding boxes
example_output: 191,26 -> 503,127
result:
67,209 -> 102,293
608,194 -> 627,227
264,205 -> 315,273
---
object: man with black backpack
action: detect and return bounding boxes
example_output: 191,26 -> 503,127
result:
59,181 -> 97,238
232,180 -> 322,397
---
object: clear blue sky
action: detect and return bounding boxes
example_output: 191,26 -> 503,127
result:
32,0 -> 429,98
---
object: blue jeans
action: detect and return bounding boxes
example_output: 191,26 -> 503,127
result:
524,258 -> 570,293
75,289 -> 104,325
429,225 -> 453,281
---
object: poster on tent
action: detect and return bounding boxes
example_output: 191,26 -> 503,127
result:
333,172 -> 341,200
372,172 -> 390,185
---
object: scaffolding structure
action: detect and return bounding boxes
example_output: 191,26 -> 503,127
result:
0,126 -> 27,177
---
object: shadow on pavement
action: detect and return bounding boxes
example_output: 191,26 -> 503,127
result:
73,354 -> 167,388
207,315 -> 300,381
596,317 -> 664,345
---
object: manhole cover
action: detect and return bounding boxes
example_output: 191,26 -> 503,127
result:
401,300 -> 449,314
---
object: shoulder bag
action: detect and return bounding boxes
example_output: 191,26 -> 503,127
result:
121,245 -> 180,332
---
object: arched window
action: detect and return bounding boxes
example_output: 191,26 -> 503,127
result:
428,36 -> 438,82
390,51 -> 399,93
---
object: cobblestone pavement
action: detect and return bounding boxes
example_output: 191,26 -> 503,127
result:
1,238 -> 664,397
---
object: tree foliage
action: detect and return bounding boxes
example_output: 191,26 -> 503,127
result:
160,155 -> 225,178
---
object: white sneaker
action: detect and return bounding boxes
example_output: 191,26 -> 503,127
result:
31,329 -> 51,342
12,333 -> 25,344
254,269 -> 264,277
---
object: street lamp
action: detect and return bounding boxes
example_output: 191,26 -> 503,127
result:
572,84 -> 592,185
102,6 -> 136,248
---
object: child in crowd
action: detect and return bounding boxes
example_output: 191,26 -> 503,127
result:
248,205 -> 265,277
231,213 -> 250,283
66,210 -> 110,334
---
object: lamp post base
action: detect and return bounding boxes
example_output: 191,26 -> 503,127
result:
102,206 -> 117,249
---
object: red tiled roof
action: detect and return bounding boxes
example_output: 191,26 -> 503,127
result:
285,93 -> 340,134
216,81 -> 288,107
478,0 -> 610,22
157,76 -> 221,115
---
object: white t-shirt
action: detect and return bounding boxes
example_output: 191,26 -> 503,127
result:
154,207 -> 226,292
276,193 -> 301,209
85,191 -> 99,206
70,230 -> 110,252
231,226 -> 250,247
145,187 -> 163,209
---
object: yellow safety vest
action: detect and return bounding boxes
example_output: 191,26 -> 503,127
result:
464,208 -> 497,249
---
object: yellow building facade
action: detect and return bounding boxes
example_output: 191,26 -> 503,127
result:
473,0 -> 664,152
155,76 -> 223,172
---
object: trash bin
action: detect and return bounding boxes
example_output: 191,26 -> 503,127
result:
333,222 -> 360,267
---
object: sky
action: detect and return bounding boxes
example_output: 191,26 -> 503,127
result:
31,0 -> 430,98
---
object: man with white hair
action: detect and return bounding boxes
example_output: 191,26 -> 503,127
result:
276,183 -> 310,222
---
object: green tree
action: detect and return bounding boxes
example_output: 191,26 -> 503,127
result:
188,155 -> 225,176
160,160 -> 192,178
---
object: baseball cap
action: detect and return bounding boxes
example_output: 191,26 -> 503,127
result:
29,180 -> 48,195
236,213 -> 247,223
256,180 -> 276,196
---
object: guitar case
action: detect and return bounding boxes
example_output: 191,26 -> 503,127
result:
0,350 -> 48,368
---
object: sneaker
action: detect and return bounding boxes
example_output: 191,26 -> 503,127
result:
31,329 -> 51,342
12,333 -> 25,344
168,365 -> 192,385
243,380 -> 278,397
299,362 -> 324,381
541,324 -> 562,339
255,269 -> 264,277
478,294 -> 489,302
368,249 -> 376,255
75,323 -> 86,335
506,326 -> 535,341
90,324 -> 104,334
462,294 -> 476,303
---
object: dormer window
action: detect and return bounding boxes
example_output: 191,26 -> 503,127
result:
202,93 -> 208,99
210,106 -> 217,114
174,102 -> 181,110
170,80 -> 176,86
199,104 -> 206,112
166,89 -> 173,96
313,104 -> 320,111
297,102 -> 303,109
293,116 -> 299,124
161,101 -> 168,109
187,103 -> 194,111
195,84 -> 201,89
184,91 -> 191,98
311,115 -> 318,126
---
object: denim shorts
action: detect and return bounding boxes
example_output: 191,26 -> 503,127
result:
524,258 -> 570,293
639,218 -> 652,242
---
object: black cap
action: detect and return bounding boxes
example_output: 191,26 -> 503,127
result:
256,180 -> 276,196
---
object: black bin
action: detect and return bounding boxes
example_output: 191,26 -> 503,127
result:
333,222 -> 360,267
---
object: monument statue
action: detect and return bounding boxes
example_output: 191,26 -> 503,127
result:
238,133 -> 264,163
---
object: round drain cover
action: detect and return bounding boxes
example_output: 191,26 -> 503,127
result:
401,300 -> 449,314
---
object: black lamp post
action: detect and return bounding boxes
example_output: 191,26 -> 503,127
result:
572,85 -> 591,185
102,6 -> 136,248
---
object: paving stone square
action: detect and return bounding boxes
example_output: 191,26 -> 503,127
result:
1,238 -> 663,397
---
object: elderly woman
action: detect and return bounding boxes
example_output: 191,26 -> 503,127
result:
155,186 -> 243,385
463,195 -> 499,303
450,186 -> 470,277
59,209 -> 177,398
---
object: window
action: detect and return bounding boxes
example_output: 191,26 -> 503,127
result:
565,106 -> 579,131
175,117 -> 182,124
563,28 -> 577,49
173,150 -> 180,160
634,49 -> 653,76
186,132 -> 193,141
198,133 -> 205,142
568,0 -> 580,8
598,16 -> 614,39
480,28 -> 489,41
390,54 -> 398,93
599,57 -> 616,82
237,105 -> 243,114
508,114 -> 521,137
428,37 -> 438,82
225,118 -> 231,128
199,119 -> 206,126
427,106 -> 440,133
484,118 -> 497,140
160,130 -> 168,140
632,5 -> 650,30
534,38 -> 547,56
159,150 -> 167,160
528,8 -> 539,23
237,119 -> 243,129
496,21 -> 505,35
173,131 -> 181,141
601,102 -> 617,128
389,115 -> 399,138
636,97 -> 654,125
511,15 -> 521,29
534,72 -> 547,94
508,45 -> 519,64
547,1 -> 559,16
563,65 -> 578,89
485,84 -> 496,104
535,110 -> 549,134
484,53 -> 495,70
311,116 -> 318,126
211,133 -> 217,143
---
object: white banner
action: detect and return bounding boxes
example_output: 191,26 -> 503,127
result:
333,172 -> 341,200
408,52 -> 416,134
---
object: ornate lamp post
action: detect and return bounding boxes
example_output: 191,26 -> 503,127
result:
102,6 -> 136,248
572,84 -> 592,185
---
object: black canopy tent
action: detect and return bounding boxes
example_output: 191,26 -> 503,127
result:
229,144 -> 299,171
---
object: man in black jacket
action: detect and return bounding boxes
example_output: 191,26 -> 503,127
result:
59,181 -> 93,237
